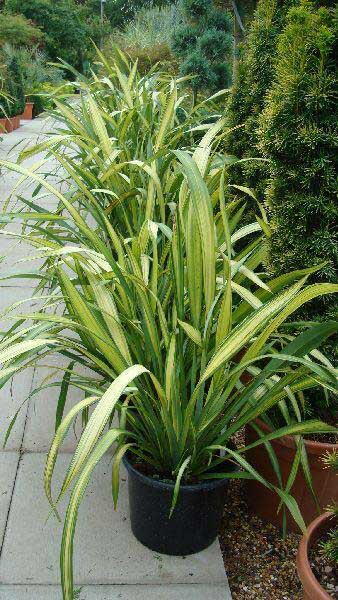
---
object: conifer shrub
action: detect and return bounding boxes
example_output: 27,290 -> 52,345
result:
0,56 -> 25,118
0,13 -> 44,46
225,0 -> 298,199
259,1 -> 337,327
225,0 -> 336,198
7,56 -> 25,116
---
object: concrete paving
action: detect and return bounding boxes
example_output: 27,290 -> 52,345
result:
0,453 -> 19,548
0,584 -> 228,599
0,454 -> 228,587
0,117 -> 232,599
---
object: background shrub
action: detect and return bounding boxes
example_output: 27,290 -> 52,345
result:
0,44 -> 66,114
0,54 -> 25,116
79,0 -> 171,30
110,4 -> 183,74
171,0 -> 233,94
5,0 -> 91,72
225,0 -> 337,198
0,13 -> 44,46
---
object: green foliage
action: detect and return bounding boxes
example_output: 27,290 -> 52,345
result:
320,450 -> 338,564
0,13 -> 44,46
0,55 -> 25,117
5,0 -> 92,72
171,0 -> 233,93
183,0 -> 209,18
322,450 -> 338,472
109,4 -> 183,74
171,25 -> 199,55
259,2 -> 338,325
205,8 -> 233,31
226,0 -> 336,196
226,0 -> 298,198
321,523 -> 338,564
80,0 -> 171,30
0,51 -> 337,598
180,49 -> 217,89
198,29 -> 233,61
2,45 -> 64,97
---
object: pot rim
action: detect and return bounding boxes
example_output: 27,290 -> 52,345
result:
297,511 -> 336,600
252,418 -> 338,454
123,454 -> 236,492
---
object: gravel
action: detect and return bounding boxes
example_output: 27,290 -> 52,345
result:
219,478 -> 303,600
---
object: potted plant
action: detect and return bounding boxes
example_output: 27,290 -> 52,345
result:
0,54 -> 25,130
245,413 -> 337,532
0,68 -> 14,133
1,153 -> 337,598
297,451 -> 338,599
0,55 -> 337,600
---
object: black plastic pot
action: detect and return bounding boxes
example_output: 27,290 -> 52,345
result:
123,455 -> 232,555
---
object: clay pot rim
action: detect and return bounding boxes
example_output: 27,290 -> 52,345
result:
297,511 -> 336,600
253,418 -> 338,455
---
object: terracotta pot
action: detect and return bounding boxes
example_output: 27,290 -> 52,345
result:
245,419 -> 338,532
297,511 -> 336,600
21,102 -> 34,120
0,116 -> 15,133
13,115 -> 20,129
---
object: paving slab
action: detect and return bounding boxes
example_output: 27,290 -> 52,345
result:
0,453 -> 228,587
0,285 -> 40,327
23,357 -> 90,453
0,452 -> 19,548
0,237 -> 46,287
0,369 -> 34,451
0,583 -> 230,599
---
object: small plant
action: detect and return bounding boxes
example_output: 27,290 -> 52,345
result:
320,450 -> 338,563
172,0 -> 233,94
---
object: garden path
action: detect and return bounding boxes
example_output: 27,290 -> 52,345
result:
0,117 -> 232,600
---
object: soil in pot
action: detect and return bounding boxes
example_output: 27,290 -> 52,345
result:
297,512 -> 337,600
245,419 -> 338,532
307,531 -> 338,597
123,454 -> 236,556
